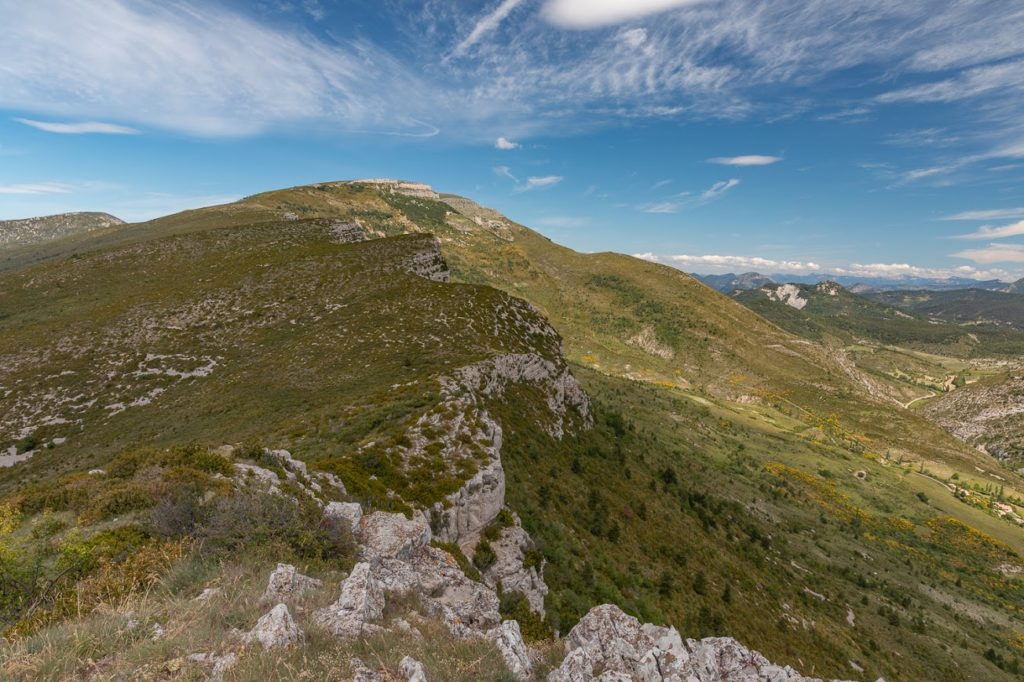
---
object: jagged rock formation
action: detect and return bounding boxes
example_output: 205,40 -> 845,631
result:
348,179 -> 440,199
547,604 -> 840,682
482,514 -> 548,616
489,620 -> 534,679
314,562 -> 386,638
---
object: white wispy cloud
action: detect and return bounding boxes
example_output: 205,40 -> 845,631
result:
0,182 -> 72,195
953,244 -> 1024,264
537,216 -> 588,228
0,0 -> 432,137
493,165 -> 519,182
942,208 -> 1024,221
15,118 -> 140,135
495,136 -> 520,150
516,175 -> 564,192
452,0 -> 526,57
642,202 -> 681,214
702,178 -> 740,199
542,0 -> 706,29
951,220 -> 1024,240
708,155 -> 782,166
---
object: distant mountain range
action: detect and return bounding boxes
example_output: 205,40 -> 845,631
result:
696,271 -> 1021,293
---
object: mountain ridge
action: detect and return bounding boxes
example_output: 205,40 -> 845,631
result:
1,179 -> 1022,681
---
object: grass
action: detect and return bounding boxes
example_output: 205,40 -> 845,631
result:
1,180 -> 1023,680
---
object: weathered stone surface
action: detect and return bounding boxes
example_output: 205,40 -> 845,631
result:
314,562 -> 385,638
489,620 -> 533,680
263,563 -> 322,602
400,655 -> 428,682
244,603 -> 303,650
324,501 -> 363,533
186,652 -> 238,681
351,657 -> 382,682
432,458 -> 505,548
373,543 -> 501,638
484,520 -> 547,616
194,587 -> 221,602
548,604 -> 833,682
359,512 -> 432,561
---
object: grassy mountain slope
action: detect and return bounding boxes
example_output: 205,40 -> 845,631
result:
869,288 -> 1024,330
1,181 -> 1022,680
0,212 -> 124,250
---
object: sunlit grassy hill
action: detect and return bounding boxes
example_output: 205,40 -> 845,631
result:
1,180 -> 1022,681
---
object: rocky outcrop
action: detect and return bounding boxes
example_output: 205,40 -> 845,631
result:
483,517 -> 547,616
263,563 -> 322,602
399,236 -> 450,282
489,620 -> 533,680
359,512 -> 432,561
314,562 -> 386,638
324,501 -> 363,532
447,352 -> 591,438
244,603 -> 304,650
548,604 -> 835,682
329,221 -> 367,243
432,458 -> 506,549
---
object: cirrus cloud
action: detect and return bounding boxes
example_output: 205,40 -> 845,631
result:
15,118 -> 140,135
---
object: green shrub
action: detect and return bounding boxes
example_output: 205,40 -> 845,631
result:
473,540 -> 497,572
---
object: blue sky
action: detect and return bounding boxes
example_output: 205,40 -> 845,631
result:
1,0 -> 1023,280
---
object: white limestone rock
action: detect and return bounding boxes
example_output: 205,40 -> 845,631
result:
314,562 -> 385,638
244,603 -> 304,650
483,520 -> 548,616
548,604 -> 834,682
400,655 -> 429,682
324,501 -> 363,533
489,620 -> 533,680
432,458 -> 506,548
263,563 -> 322,602
359,512 -> 432,561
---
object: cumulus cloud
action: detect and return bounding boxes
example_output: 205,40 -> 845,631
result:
0,182 -> 72,195
495,136 -> 520,150
640,253 -> 1019,280
542,0 -> 706,29
708,155 -> 782,166
15,118 -> 140,134
951,220 -> 1024,240
657,254 -> 823,274
702,178 -> 740,200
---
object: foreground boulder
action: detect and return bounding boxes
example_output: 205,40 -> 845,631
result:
314,562 -> 386,638
488,619 -> 533,680
244,603 -> 304,650
548,604 -> 834,682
